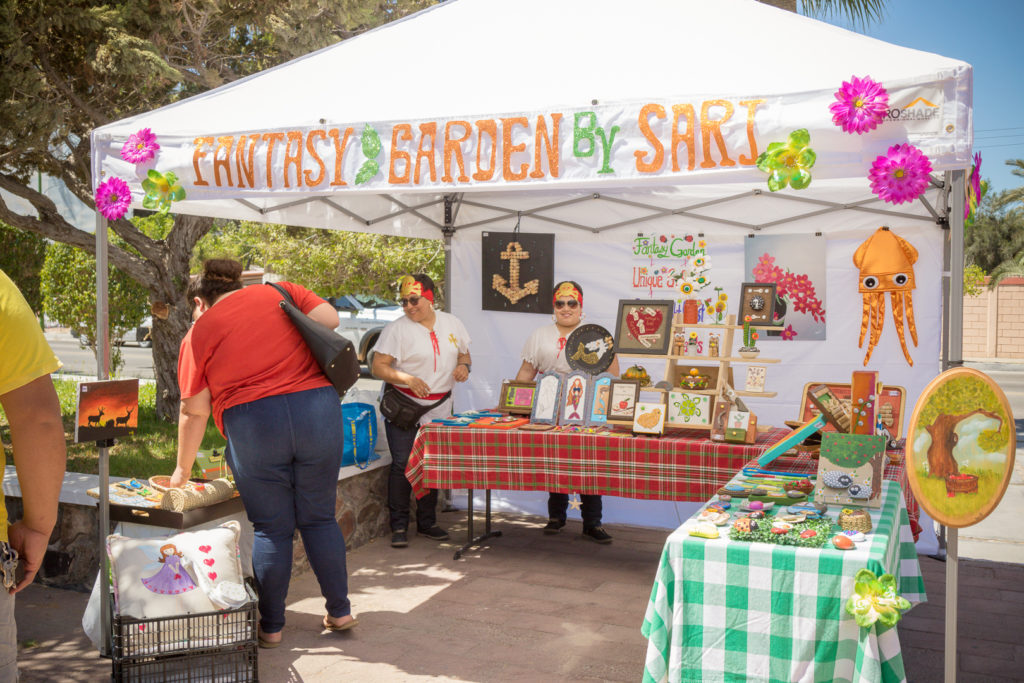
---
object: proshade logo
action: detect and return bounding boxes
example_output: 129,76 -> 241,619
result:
885,96 -> 940,122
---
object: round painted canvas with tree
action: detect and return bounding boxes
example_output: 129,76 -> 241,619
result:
907,368 -> 1015,528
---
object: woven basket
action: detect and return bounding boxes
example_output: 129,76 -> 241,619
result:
148,476 -> 237,512
945,474 -> 979,495
838,509 -> 873,533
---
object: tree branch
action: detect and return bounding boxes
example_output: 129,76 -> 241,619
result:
35,50 -> 110,127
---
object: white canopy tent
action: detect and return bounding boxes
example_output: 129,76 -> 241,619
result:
91,0 -> 970,536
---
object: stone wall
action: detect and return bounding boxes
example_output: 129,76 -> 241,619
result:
5,462 -> 393,591
962,278 -> 1024,360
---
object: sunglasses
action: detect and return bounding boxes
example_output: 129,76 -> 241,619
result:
399,296 -> 422,307
554,299 -> 579,309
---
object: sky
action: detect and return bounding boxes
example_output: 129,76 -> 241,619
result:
821,0 -> 1024,196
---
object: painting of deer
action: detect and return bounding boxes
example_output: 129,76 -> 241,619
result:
87,407 -> 105,427
115,407 -> 134,427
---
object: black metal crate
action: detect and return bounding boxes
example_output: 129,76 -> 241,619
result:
111,583 -> 258,682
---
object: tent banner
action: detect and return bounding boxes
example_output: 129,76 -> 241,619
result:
94,80 -> 966,199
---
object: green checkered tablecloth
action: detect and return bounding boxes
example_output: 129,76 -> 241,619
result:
641,480 -> 925,683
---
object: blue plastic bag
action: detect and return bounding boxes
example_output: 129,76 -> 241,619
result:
341,402 -> 380,469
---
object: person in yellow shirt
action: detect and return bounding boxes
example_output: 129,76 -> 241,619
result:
0,269 -> 67,681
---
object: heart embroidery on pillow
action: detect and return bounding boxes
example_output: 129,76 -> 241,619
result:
198,545 -> 212,553
203,558 -> 215,567
208,572 -> 217,580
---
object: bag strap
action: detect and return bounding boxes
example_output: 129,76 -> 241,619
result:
385,382 -> 451,410
267,282 -> 295,308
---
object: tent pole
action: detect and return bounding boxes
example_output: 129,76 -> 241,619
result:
440,194 -> 457,512
95,214 -> 112,656
947,169 -> 966,371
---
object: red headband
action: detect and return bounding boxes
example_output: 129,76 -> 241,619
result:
553,282 -> 582,305
400,276 -> 434,303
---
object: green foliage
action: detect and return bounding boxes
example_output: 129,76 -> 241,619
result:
193,221 -> 445,301
0,222 -> 47,314
823,435 -> 885,468
40,238 -> 149,354
963,263 -> 987,296
995,158 -> 1024,210
965,189 -> 1024,283
916,376 -> 1009,451
0,378 -> 224,479
728,517 -> 833,548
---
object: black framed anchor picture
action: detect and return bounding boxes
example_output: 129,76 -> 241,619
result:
481,232 -> 555,313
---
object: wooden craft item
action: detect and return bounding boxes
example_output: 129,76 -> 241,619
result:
723,410 -> 757,444
633,400 -> 667,435
813,433 -> 885,509
757,414 -> 826,466
498,380 -> 536,415
797,382 -> 906,439
738,282 -> 776,326
850,370 -> 879,435
806,384 -> 852,432
709,399 -> 732,442
517,422 -> 557,432
470,416 -> 531,430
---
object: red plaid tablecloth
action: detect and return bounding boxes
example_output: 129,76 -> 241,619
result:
742,447 -> 922,541
405,424 -> 791,504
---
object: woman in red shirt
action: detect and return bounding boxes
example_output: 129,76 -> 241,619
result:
170,259 -> 356,647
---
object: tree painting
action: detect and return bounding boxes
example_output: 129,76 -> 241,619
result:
907,368 -> 1015,528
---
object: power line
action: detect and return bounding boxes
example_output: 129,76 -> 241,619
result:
975,126 -> 1024,133
975,134 -> 1024,141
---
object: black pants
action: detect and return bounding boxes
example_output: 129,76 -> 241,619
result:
385,420 -> 437,532
548,492 -> 602,528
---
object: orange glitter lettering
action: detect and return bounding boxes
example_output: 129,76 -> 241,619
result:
501,117 -> 529,182
738,99 -> 765,166
192,137 -> 214,186
531,113 -> 562,179
473,119 -> 497,182
261,132 -> 286,188
413,122 -> 438,185
442,121 -> 471,183
234,135 -> 258,188
634,104 -> 665,173
700,100 -> 736,169
389,124 -> 413,184
670,104 -> 696,172
283,131 -> 304,188
303,130 -> 327,187
328,127 -> 354,186
213,136 -> 235,187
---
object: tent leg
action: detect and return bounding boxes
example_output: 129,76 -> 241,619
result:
95,215 -> 112,656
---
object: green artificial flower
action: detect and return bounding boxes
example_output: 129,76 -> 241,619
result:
141,169 -> 185,214
756,129 -> 817,191
845,569 -> 912,628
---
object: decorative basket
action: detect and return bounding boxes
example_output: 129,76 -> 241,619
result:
945,474 -> 979,495
838,508 -> 873,534
680,374 -> 710,390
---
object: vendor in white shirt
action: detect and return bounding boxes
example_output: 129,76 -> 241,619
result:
372,274 -> 471,549
514,281 -> 619,544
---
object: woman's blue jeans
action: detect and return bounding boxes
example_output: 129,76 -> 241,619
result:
223,386 -> 351,634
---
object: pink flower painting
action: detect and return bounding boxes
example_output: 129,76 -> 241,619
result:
120,128 -> 160,164
868,144 -> 933,205
829,76 -> 889,135
94,177 -> 131,221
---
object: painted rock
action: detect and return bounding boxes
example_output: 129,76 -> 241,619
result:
747,501 -> 763,510
771,522 -> 792,535
732,518 -> 752,533
699,509 -> 731,526
786,489 -> 805,498
709,502 -> 731,511
848,484 -> 873,500
841,530 -> 866,542
799,529 -> 817,539
718,494 -> 732,503
813,502 -> 828,514
688,522 -> 720,539
779,514 -> 806,524
822,471 -> 854,489
748,511 -> 766,519
749,488 -> 768,497
832,534 -> 854,550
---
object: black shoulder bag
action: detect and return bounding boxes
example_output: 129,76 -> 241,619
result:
269,283 -> 360,397
379,383 -> 451,431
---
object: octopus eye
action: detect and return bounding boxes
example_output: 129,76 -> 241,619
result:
893,273 -> 908,286
862,276 -> 879,289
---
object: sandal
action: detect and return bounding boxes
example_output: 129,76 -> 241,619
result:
257,629 -> 282,649
322,614 -> 359,632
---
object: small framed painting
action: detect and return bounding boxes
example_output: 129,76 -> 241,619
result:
614,299 -> 674,355
530,372 -> 563,425
608,380 -> 641,421
586,373 -> 616,427
633,400 -> 667,435
744,366 -> 767,393
738,282 -> 776,326
667,390 -> 711,426
559,370 -> 591,426
499,380 -> 537,415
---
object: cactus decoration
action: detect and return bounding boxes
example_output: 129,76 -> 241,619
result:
355,125 -> 382,185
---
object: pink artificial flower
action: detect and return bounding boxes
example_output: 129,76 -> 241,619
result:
780,325 -> 798,341
869,144 -> 933,205
120,128 -> 160,164
94,177 -> 131,220
965,152 -> 982,220
829,76 -> 889,135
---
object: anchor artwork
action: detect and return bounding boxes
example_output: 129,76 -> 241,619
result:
481,231 -> 555,313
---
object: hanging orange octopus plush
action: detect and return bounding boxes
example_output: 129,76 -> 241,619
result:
852,226 -> 918,366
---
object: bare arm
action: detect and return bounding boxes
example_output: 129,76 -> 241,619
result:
371,351 -> 432,398
453,351 -> 472,383
1,374 -> 67,593
170,388 -> 212,488
515,360 -> 539,382
307,302 -> 340,330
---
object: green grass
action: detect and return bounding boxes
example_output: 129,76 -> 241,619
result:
2,378 -> 225,479
912,466 -> 1006,520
